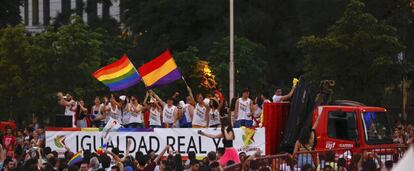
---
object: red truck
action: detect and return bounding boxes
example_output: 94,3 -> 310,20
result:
263,102 -> 401,156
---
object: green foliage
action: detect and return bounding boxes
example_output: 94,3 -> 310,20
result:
298,0 -> 404,105
208,37 -> 267,97
0,16 -> 132,120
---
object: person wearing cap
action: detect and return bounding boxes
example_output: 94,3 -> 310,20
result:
234,88 -> 255,128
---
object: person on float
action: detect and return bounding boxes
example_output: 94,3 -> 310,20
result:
90,97 -> 105,128
121,95 -> 132,128
179,86 -> 195,128
151,90 -> 178,128
192,93 -> 211,128
105,94 -> 123,125
144,92 -> 163,128
209,98 -> 223,128
198,116 -> 240,166
75,99 -> 89,128
57,92 -> 77,127
272,78 -> 298,102
129,95 -> 146,128
234,88 -> 255,128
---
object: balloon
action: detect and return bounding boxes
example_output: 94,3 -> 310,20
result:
96,148 -> 103,155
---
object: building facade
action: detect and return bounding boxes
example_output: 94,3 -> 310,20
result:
20,0 -> 122,33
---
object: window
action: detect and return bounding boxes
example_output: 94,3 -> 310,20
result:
328,111 -> 357,140
362,112 -> 392,144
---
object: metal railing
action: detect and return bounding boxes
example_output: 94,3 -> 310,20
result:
224,145 -> 409,171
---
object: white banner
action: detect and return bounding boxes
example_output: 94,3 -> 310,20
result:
46,128 -> 265,156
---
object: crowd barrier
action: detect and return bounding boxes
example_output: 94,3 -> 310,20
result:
224,145 -> 408,171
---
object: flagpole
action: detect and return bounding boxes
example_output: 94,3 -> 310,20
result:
229,0 -> 235,102
181,76 -> 190,88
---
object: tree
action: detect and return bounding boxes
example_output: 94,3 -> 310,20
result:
0,26 -> 29,118
0,0 -> 22,28
208,37 -> 267,98
298,0 -> 404,105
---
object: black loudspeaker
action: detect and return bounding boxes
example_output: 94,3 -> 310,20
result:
55,115 -> 72,127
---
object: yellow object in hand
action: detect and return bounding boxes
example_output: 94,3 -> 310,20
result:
292,78 -> 299,86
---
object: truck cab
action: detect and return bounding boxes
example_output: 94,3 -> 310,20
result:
313,105 -> 394,152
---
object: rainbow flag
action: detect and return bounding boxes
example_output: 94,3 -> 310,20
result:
68,151 -> 83,166
138,50 -> 181,88
92,55 -> 141,91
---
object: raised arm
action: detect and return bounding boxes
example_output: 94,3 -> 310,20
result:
107,150 -> 122,163
186,86 -> 195,104
143,92 -> 149,105
122,140 -> 133,161
280,85 -> 296,101
154,145 -> 170,163
198,130 -> 222,139
151,90 -> 166,106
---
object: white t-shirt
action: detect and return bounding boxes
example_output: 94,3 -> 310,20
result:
149,107 -> 161,126
237,98 -> 252,120
162,104 -> 177,124
122,103 -> 132,124
108,104 -> 122,124
192,103 -> 208,127
64,100 -> 76,116
272,95 -> 282,103
129,103 -> 143,123
209,109 -> 220,127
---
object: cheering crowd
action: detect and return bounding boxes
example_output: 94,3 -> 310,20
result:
57,85 -> 295,129
0,83 -> 409,171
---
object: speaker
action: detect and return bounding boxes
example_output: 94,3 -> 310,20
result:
55,115 -> 73,127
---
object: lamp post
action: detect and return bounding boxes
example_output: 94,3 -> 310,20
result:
229,0 -> 235,102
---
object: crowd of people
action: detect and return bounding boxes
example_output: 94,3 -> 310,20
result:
1,83 -> 412,171
392,120 -> 414,145
56,85 -> 295,129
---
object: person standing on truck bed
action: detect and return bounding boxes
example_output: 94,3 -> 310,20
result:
272,84 -> 296,103
234,88 -> 255,128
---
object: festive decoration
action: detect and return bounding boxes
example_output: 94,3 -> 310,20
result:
197,60 -> 217,89
138,49 -> 182,88
68,150 -> 83,166
92,55 -> 141,91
